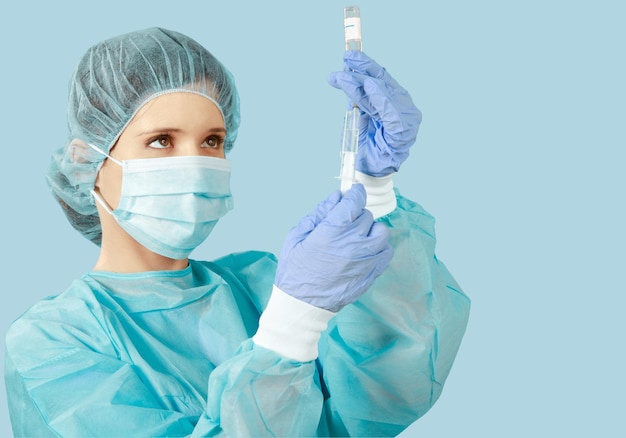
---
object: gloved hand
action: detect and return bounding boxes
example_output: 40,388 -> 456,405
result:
275,184 -> 393,313
328,51 -> 422,177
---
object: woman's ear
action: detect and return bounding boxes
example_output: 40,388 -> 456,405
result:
69,138 -> 95,164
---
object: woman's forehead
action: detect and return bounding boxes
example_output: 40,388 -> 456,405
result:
127,92 -> 225,132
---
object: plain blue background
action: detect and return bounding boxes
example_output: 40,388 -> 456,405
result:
1,0 -> 624,436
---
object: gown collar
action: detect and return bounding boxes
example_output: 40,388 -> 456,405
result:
84,260 -> 223,312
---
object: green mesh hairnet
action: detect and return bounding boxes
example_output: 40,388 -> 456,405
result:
46,27 -> 240,245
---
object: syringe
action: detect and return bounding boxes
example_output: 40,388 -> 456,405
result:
339,6 -> 362,194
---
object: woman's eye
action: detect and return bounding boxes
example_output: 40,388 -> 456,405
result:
148,136 -> 171,149
203,135 -> 224,149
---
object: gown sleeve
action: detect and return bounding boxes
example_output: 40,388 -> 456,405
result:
317,190 -> 471,437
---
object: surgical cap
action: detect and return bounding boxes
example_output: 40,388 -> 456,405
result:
46,27 -> 240,245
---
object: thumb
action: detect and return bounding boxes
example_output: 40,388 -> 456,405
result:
322,184 -> 367,227
292,190 -> 342,241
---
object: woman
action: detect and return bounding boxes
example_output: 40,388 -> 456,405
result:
5,27 -> 470,437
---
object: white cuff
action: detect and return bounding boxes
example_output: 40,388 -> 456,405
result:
253,286 -> 335,362
355,171 -> 397,219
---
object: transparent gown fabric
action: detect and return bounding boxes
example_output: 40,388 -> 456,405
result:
5,193 -> 470,437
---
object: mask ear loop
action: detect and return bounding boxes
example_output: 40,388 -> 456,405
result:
88,143 -> 120,215
88,143 -> 123,167
90,189 -> 114,215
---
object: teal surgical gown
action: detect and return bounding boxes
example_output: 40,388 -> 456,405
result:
5,192 -> 470,437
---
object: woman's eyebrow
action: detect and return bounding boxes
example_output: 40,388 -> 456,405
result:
206,127 -> 227,133
136,128 -> 183,137
136,127 -> 226,137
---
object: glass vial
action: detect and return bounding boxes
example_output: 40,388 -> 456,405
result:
344,6 -> 362,51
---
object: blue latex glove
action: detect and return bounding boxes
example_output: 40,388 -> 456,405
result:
275,184 -> 393,312
328,51 -> 422,177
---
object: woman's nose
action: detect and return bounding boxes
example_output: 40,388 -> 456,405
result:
174,140 -> 207,156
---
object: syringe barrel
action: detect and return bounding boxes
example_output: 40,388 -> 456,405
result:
339,106 -> 360,193
341,106 -> 360,154
343,6 -> 362,51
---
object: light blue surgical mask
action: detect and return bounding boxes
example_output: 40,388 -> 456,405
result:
89,145 -> 233,260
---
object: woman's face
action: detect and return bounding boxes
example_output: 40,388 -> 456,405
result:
94,92 -> 226,209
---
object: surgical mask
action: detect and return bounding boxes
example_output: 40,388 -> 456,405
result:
89,145 -> 233,260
